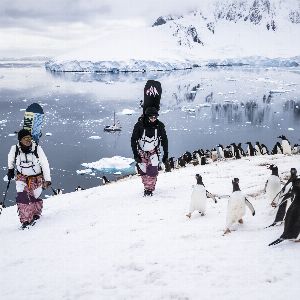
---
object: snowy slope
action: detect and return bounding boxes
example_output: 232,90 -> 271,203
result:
1,154 -> 300,300
46,0 -> 300,72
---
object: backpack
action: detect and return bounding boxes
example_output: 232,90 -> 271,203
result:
14,144 -> 39,163
142,80 -> 162,115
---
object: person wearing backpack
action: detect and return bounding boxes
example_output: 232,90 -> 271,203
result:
6,129 -> 51,229
131,106 -> 168,196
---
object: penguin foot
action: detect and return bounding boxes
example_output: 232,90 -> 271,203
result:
223,228 -> 231,235
238,219 -> 243,224
199,211 -> 205,216
268,238 -> 284,246
186,213 -> 191,219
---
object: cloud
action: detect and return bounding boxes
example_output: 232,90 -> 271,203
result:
0,0 -> 212,57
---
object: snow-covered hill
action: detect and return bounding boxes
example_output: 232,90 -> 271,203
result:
45,0 -> 300,72
1,154 -> 300,300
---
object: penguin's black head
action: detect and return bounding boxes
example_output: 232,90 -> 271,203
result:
232,178 -> 240,192
269,164 -> 278,175
290,168 -> 297,177
195,174 -> 204,185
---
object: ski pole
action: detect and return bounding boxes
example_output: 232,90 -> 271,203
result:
2,180 -> 11,209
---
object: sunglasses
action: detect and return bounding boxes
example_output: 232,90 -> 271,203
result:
149,115 -> 157,120
21,136 -> 32,141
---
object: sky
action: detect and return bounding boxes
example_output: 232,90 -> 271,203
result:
0,0 -> 207,58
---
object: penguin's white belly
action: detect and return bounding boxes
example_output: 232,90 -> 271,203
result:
266,176 -> 281,202
226,192 -> 246,227
282,140 -> 291,155
190,186 -> 207,213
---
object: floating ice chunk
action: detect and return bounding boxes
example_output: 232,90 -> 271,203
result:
45,132 -> 53,136
114,172 -> 122,175
76,169 -> 93,175
89,136 -> 102,139
8,133 -> 16,137
118,109 -> 135,115
82,156 -> 135,173
20,109 -> 26,111
288,128 -> 295,131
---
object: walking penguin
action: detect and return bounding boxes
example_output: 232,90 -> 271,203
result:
269,177 -> 300,246
268,168 -> 298,227
186,174 -> 217,218
224,178 -> 255,235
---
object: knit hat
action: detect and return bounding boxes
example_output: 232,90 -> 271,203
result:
145,106 -> 159,117
18,129 -> 32,141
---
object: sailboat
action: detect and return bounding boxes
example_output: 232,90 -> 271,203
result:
104,111 -> 122,132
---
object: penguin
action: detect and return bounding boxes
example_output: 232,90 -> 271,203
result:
268,168 -> 297,227
211,148 -> 218,162
177,156 -> 186,168
186,174 -> 217,218
260,144 -> 269,155
224,178 -> 255,235
230,143 -> 241,159
102,176 -> 110,185
183,151 -> 192,164
237,143 -> 246,157
278,135 -> 291,155
217,144 -> 225,159
75,185 -> 85,191
191,151 -> 200,166
264,165 -> 281,204
269,177 -> 300,246
271,142 -> 283,155
255,142 -> 262,155
292,144 -> 299,155
56,188 -> 63,195
168,157 -> 175,170
245,142 -> 256,156
224,145 -> 233,158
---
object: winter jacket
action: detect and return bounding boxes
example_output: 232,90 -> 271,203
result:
131,116 -> 168,157
8,142 -> 51,182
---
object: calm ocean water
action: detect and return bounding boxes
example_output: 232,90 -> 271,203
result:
1,61 -> 299,204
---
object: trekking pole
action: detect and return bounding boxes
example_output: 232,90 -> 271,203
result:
1,180 -> 11,212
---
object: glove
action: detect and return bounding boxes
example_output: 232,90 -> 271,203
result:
162,153 -> 168,164
43,181 -> 52,189
134,156 -> 142,164
7,169 -> 14,180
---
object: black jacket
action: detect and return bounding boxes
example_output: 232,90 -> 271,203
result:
131,116 -> 168,157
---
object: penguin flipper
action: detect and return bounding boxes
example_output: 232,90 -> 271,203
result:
206,191 -> 217,203
245,198 -> 255,216
268,238 -> 284,246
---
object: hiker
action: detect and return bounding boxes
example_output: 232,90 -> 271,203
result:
131,106 -> 168,196
7,129 -> 51,229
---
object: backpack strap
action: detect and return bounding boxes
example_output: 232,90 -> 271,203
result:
14,143 -> 39,163
14,145 -> 20,164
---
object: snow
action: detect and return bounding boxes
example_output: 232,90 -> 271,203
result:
1,154 -> 300,299
45,3 -> 300,73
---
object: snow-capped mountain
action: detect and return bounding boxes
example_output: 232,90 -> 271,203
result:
45,0 -> 300,72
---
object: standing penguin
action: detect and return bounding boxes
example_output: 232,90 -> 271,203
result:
269,177 -> 300,246
224,178 -> 255,235
245,142 -> 257,156
255,142 -> 262,155
268,168 -> 298,227
264,165 -> 281,204
186,174 -> 217,218
217,144 -> 225,159
271,142 -> 283,155
260,144 -> 269,155
292,144 -> 299,155
211,148 -> 218,162
278,135 -> 291,155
